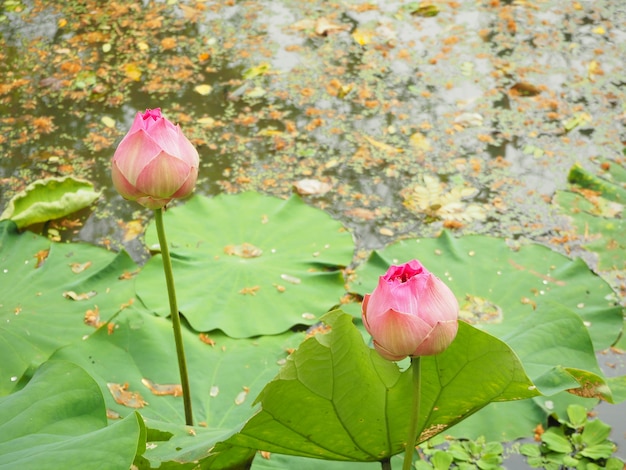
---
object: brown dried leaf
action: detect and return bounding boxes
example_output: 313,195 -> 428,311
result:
223,243 -> 263,258
63,290 -> 97,301
69,261 -> 92,274
107,382 -> 147,408
141,378 -> 183,397
34,249 -> 50,268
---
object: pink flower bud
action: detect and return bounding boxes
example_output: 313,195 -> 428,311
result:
111,108 -> 199,209
362,260 -> 459,361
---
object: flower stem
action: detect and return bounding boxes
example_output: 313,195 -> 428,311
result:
402,357 -> 422,470
154,208 -> 194,426
380,457 -> 392,470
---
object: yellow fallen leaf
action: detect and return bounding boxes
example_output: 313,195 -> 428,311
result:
352,28 -> 374,46
243,63 -> 271,80
123,63 -> 142,81
197,117 -> 216,127
122,220 -> 144,242
101,116 -> 116,128
410,132 -> 432,151
363,135 -> 403,154
194,84 -> 213,95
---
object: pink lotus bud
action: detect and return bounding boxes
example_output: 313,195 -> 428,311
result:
111,108 -> 199,209
362,260 -> 459,361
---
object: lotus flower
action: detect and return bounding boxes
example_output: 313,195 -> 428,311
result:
362,260 -> 459,361
111,108 -> 199,209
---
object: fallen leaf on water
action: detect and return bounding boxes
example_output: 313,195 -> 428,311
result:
194,84 -> 213,96
141,378 -> 183,397
362,135 -> 403,154
402,175 -> 486,222
123,63 -> 142,81
509,82 -> 542,97
344,207 -> 377,220
563,112 -> 592,132
242,62 -> 271,80
120,219 -> 144,242
101,116 -> 116,128
352,28 -> 374,46
314,17 -> 350,36
454,112 -> 484,128
107,382 -> 147,408
293,178 -> 332,195
410,4 -> 440,17
409,132 -> 432,152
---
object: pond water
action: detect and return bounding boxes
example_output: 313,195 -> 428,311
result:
1,0 -> 625,466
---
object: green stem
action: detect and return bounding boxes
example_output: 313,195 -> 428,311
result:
154,208 -> 194,426
402,357 -> 422,470
380,457 -> 392,470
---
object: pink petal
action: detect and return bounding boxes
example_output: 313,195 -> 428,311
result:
373,340 -> 407,361
361,294 -> 371,329
111,160 -> 143,199
411,319 -> 459,356
128,111 -> 149,134
135,151 -> 193,198
366,308 -> 432,359
113,130 -> 163,184
135,196 -> 172,209
145,118 -> 199,167
417,275 -> 459,324
171,166 -> 198,199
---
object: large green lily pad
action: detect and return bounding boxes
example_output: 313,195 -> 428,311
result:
136,193 -> 355,337
554,160 -> 626,272
225,310 -> 538,462
0,176 -> 101,229
0,220 -> 138,396
50,306 -> 303,468
0,360 -> 143,469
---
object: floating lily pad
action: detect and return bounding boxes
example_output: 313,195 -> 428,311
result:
225,310 -> 538,462
0,176 -> 101,229
401,175 -> 486,223
0,360 -> 143,469
0,220 -> 138,396
136,193 -> 354,337
50,306 -> 303,468
554,161 -> 626,272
